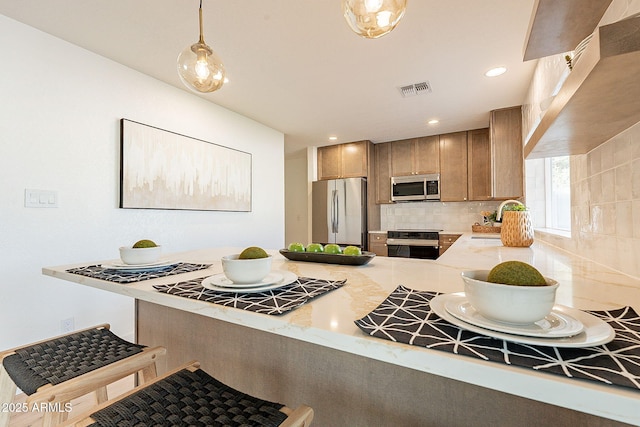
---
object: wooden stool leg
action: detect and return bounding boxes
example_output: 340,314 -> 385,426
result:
42,410 -> 66,427
0,363 -> 18,427
138,363 -> 158,384
94,386 -> 108,404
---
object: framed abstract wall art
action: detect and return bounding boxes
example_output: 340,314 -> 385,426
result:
120,119 -> 252,211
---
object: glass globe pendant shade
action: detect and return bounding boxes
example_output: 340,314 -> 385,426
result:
177,41 -> 225,93
177,0 -> 225,93
342,0 -> 407,39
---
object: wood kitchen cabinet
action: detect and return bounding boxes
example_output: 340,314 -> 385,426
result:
439,233 -> 461,257
391,136 -> 439,176
317,140 -> 369,180
368,232 -> 388,256
490,106 -> 524,199
439,131 -> 468,201
374,142 -> 393,204
467,128 -> 492,201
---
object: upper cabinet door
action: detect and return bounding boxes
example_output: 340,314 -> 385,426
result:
390,139 -> 414,176
491,107 -> 524,199
467,128 -> 492,201
374,142 -> 392,204
340,141 -> 368,178
317,141 -> 369,180
317,145 -> 342,180
439,131 -> 468,202
414,136 -> 440,175
391,136 -> 439,176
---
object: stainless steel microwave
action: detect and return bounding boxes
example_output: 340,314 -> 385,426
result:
391,173 -> 440,202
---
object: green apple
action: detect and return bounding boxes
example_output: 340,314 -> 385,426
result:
287,242 -> 305,252
343,245 -> 362,256
324,244 -> 342,254
306,243 -> 324,253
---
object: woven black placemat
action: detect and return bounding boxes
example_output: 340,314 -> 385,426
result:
67,263 -> 211,283
154,276 -> 345,315
355,285 -> 640,391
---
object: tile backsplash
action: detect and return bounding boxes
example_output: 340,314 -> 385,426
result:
535,120 -> 640,279
380,201 -> 501,232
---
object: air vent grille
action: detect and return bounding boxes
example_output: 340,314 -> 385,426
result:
398,81 -> 432,98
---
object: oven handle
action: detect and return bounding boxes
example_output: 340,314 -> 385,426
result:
386,238 -> 439,247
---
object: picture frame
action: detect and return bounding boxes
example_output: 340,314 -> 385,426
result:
120,119 -> 252,211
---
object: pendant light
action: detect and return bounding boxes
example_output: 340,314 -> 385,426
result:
342,0 -> 408,39
177,0 -> 225,93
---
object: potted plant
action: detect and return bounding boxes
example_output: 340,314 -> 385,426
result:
496,200 -> 534,247
484,210 -> 501,227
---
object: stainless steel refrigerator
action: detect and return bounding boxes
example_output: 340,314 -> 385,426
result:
312,178 -> 367,249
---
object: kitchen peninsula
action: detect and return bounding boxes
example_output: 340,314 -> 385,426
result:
43,235 -> 640,426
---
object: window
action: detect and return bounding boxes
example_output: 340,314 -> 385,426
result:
545,156 -> 571,231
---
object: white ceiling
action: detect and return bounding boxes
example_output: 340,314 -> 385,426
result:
0,0 -> 538,155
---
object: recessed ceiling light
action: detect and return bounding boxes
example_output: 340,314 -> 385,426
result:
485,67 -> 507,77
329,136 -> 338,141
428,119 -> 439,125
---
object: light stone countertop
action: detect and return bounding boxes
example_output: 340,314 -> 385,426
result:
43,233 -> 640,425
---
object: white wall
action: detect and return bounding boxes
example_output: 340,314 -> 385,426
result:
284,147 -> 316,246
0,16 -> 285,349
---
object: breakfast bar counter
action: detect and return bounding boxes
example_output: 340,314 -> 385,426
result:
43,234 -> 640,426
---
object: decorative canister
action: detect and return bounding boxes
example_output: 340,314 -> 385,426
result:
500,211 -> 534,247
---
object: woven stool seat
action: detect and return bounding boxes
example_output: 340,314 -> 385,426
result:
0,324 -> 165,427
3,327 -> 145,395
66,361 -> 314,427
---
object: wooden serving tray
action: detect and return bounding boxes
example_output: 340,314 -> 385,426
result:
471,225 -> 502,234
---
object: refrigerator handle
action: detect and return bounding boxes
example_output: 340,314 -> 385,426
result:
334,190 -> 339,234
331,190 -> 338,234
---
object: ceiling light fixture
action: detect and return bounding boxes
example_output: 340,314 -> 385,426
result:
177,0 -> 226,93
485,67 -> 507,77
428,119 -> 439,125
342,0 -> 408,39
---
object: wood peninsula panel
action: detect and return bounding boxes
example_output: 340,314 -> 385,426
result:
136,300 -> 621,427
525,16 -> 640,158
523,0 -> 612,61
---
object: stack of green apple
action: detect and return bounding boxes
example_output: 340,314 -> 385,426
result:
287,242 -> 362,256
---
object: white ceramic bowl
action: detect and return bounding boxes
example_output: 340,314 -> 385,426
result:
461,270 -> 559,325
119,245 -> 162,265
221,254 -> 272,284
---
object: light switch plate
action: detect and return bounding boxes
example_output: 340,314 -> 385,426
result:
25,189 -> 59,208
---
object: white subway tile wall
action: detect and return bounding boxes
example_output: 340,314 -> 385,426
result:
380,201 -> 501,232
536,121 -> 640,279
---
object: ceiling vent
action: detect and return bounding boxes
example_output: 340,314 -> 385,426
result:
398,81 -> 432,98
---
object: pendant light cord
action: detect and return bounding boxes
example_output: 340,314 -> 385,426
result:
198,0 -> 205,44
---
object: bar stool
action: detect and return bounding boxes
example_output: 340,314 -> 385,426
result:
0,324 -> 166,427
63,360 -> 314,427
